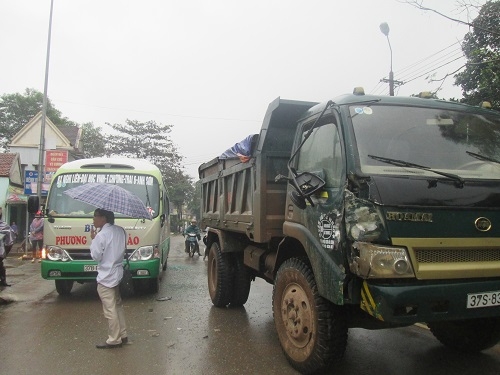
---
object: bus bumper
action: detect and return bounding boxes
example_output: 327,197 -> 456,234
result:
41,258 -> 161,280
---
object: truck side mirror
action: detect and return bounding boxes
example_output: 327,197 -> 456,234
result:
289,172 -> 325,209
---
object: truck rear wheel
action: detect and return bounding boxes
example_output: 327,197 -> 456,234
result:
229,253 -> 251,307
208,242 -> 233,307
428,317 -> 500,352
273,258 -> 347,374
55,280 -> 74,296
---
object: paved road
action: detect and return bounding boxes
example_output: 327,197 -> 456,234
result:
0,234 -> 499,375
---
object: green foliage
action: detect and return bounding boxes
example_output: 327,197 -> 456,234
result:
168,169 -> 196,219
455,1 -> 500,109
105,119 -> 182,172
0,88 -> 71,151
106,119 -> 195,212
187,180 -> 201,221
80,122 -> 106,158
0,88 -> 104,158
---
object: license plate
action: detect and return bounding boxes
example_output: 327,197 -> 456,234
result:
467,290 -> 500,309
83,265 -> 98,272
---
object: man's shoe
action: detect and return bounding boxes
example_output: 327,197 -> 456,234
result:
121,337 -> 128,344
0,281 -> 11,287
96,342 -> 122,349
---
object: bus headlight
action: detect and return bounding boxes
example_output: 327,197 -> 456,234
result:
129,246 -> 154,261
46,246 -> 72,262
351,242 -> 415,278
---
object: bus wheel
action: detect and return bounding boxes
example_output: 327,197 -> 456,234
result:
230,253 -> 251,307
273,258 -> 347,374
428,317 -> 500,352
207,242 -> 232,307
55,280 -> 74,296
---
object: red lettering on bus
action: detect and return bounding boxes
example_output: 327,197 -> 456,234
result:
55,236 -> 87,246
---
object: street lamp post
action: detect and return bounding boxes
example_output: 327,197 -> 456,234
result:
379,22 -> 395,96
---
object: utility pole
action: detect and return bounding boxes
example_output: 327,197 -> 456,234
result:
37,0 -> 55,201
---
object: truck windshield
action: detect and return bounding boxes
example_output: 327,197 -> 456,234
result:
46,173 -> 160,218
351,104 -> 500,179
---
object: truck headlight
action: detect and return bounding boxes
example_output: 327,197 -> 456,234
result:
351,242 -> 415,278
129,245 -> 154,261
46,246 -> 72,262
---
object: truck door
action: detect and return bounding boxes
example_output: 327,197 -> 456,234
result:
294,120 -> 346,257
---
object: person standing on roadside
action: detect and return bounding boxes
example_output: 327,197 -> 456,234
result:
29,211 -> 44,263
90,208 -> 128,349
0,211 -> 16,287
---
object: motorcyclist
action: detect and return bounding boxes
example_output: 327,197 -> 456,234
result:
183,219 -> 201,255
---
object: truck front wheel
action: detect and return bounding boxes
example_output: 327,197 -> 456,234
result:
208,242 -> 232,307
55,280 -> 74,296
428,317 -> 500,352
273,258 -> 347,374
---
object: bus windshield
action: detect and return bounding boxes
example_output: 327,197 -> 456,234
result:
351,104 -> 500,179
47,172 -> 160,218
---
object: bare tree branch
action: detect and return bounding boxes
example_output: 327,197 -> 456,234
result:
401,0 -> 500,36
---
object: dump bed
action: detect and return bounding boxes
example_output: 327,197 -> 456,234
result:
199,98 -> 317,243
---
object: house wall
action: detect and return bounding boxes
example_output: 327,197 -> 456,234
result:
9,146 -> 40,175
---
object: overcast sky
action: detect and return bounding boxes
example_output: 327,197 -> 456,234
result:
1,0 -> 482,180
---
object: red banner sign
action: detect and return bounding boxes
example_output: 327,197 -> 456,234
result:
45,150 -> 68,172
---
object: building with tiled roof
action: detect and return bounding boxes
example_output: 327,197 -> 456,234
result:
0,153 -> 25,238
1,112 -> 84,238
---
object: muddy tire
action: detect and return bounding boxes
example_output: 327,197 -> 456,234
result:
230,253 -> 251,307
208,242 -> 233,307
55,280 -> 74,296
428,317 -> 500,352
273,258 -> 347,374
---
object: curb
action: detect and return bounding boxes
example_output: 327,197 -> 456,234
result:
0,273 -> 55,305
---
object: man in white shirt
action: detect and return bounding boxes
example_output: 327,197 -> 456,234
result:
90,208 -> 128,349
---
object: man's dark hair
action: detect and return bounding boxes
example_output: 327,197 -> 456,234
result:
94,208 -> 115,225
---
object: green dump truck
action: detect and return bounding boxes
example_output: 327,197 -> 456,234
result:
199,89 -> 500,374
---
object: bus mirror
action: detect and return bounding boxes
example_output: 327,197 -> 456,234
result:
27,195 -> 40,214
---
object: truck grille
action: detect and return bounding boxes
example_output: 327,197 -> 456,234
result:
415,248 -> 500,263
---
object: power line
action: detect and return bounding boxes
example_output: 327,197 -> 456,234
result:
373,40 -> 466,94
52,98 -> 261,124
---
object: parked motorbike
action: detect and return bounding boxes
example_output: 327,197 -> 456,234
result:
185,233 -> 200,258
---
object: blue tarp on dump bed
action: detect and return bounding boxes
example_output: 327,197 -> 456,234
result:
220,134 -> 258,162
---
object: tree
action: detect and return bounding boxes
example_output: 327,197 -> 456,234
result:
105,119 -> 196,215
0,88 -> 107,157
404,1 -> 500,105
455,1 -> 500,108
187,179 -> 201,221
105,119 -> 183,173
0,88 -> 72,151
80,122 -> 106,158
169,169 -> 196,225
